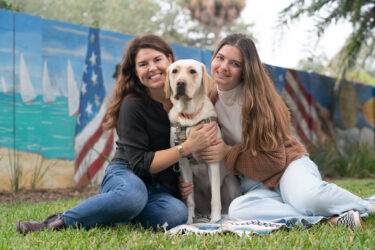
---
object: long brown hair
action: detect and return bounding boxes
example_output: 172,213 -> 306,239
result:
103,34 -> 175,130
213,34 -> 291,154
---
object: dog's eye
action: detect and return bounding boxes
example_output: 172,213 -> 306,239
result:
189,69 -> 196,74
172,69 -> 178,74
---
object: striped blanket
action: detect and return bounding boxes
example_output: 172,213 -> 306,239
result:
166,218 -> 287,237
167,195 -> 375,237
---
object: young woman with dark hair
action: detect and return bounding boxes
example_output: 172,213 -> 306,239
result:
17,34 -> 218,234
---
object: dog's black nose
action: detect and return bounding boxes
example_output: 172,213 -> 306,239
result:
177,79 -> 186,86
176,85 -> 185,96
176,79 -> 186,96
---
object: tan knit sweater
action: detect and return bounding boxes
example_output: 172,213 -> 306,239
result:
225,136 -> 308,190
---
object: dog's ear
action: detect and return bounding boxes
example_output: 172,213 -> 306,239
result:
201,64 -> 215,95
164,67 -> 171,98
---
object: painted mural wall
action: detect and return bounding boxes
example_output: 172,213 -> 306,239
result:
0,9 -> 374,191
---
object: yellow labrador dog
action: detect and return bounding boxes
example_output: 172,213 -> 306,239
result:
165,59 -> 240,224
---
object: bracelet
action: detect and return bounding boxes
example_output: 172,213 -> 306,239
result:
177,144 -> 186,158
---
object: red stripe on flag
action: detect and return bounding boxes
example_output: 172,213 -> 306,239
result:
289,71 -> 314,106
295,122 -> 312,146
74,122 -> 104,173
76,129 -> 115,188
284,82 -> 318,133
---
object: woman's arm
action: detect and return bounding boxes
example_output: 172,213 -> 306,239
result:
196,138 -> 232,163
149,122 -> 218,173
118,98 -> 218,176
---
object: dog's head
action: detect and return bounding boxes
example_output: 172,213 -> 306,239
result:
164,59 -> 214,101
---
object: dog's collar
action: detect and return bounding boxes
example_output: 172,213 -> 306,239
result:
171,116 -> 217,128
178,103 -> 204,119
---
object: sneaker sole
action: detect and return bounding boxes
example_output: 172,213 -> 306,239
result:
352,211 -> 364,230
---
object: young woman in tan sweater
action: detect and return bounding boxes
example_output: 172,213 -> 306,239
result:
184,33 -> 375,229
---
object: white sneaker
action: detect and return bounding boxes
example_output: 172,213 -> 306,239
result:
336,210 -> 364,230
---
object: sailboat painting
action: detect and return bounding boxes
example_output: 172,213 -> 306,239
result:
68,59 -> 80,117
19,53 -> 37,104
1,75 -> 8,94
42,60 -> 55,103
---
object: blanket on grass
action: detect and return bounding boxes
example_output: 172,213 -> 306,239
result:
167,195 -> 375,237
166,218 -> 287,237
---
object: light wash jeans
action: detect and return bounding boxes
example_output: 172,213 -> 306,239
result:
229,156 -> 373,227
60,161 -> 188,230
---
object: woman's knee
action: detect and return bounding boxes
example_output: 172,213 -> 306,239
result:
163,199 -> 188,229
140,195 -> 188,230
117,184 -> 147,212
106,179 -> 148,219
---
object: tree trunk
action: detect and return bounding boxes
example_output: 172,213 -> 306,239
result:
213,26 -> 222,48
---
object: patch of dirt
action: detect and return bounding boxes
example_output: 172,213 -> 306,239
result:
0,186 -> 100,204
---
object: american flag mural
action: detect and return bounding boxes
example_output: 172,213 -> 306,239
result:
270,66 -> 338,148
281,69 -> 320,146
74,28 -> 115,187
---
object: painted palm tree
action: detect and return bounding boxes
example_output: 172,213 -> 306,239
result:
180,0 -> 246,47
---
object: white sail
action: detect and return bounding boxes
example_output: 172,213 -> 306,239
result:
1,75 -> 8,94
42,60 -> 55,103
68,59 -> 80,117
20,53 -> 36,104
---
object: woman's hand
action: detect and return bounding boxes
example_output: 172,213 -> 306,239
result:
182,122 -> 218,155
196,138 -> 232,163
179,176 -> 193,200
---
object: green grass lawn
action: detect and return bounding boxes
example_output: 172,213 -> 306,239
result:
1,179 -> 374,249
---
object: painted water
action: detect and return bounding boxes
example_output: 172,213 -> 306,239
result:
0,93 -> 76,160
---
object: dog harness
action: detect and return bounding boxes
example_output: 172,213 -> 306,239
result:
171,117 -> 218,165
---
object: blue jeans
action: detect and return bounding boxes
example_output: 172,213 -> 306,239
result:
60,161 -> 188,230
229,156 -> 373,227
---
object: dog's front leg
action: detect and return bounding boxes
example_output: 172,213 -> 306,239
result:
208,163 -> 221,222
180,158 -> 195,224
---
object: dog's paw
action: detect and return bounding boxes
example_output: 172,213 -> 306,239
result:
187,216 -> 193,225
210,213 -> 221,223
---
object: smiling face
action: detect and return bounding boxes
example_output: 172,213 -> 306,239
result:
166,59 -> 204,101
135,48 -> 172,92
210,45 -> 243,91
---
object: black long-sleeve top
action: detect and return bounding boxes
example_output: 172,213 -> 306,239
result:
112,97 -> 179,193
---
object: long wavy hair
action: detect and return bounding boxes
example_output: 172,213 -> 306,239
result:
103,34 -> 175,130
213,34 -> 291,154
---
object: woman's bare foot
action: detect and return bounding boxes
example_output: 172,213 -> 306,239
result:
329,216 -> 338,225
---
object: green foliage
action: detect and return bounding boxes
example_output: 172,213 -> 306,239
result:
307,144 -> 338,177
1,181 -> 375,248
333,144 -> 375,178
279,0 -> 375,79
296,53 -> 328,73
9,0 -> 254,50
10,0 -> 161,35
0,0 -> 20,10
309,143 -> 375,179
30,151 -> 56,190
178,0 -> 246,46
7,149 -> 22,192
346,70 -> 375,86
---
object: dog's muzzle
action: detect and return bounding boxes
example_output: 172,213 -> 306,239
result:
175,79 -> 186,99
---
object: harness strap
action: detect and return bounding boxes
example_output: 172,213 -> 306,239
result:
172,116 -> 218,164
